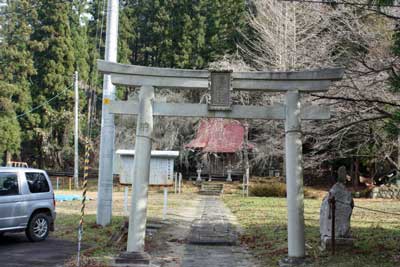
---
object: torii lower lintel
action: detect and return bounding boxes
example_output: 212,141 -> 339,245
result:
108,101 -> 331,120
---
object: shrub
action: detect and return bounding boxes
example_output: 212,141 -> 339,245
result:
249,182 -> 286,197
352,188 -> 372,198
304,189 -> 319,199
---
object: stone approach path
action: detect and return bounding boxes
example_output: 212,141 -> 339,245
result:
145,194 -> 258,267
181,196 -> 257,267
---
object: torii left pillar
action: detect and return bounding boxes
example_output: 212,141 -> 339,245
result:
127,86 -> 154,252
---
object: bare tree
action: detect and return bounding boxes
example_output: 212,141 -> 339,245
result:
237,0 -> 400,177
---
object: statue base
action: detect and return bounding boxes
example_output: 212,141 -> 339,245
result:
320,236 -> 354,251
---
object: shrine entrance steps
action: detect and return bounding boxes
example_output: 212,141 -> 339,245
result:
199,182 -> 224,195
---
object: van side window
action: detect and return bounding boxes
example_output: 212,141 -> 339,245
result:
25,173 -> 50,193
0,173 -> 19,196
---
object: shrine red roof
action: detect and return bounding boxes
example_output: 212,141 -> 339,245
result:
185,119 -> 253,153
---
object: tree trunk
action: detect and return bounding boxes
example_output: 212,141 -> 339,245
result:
5,151 -> 11,165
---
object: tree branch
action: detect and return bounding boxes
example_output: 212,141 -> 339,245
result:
310,94 -> 400,107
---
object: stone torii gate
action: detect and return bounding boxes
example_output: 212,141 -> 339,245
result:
97,59 -> 343,264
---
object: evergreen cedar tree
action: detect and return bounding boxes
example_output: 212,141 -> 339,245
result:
0,0 -> 247,167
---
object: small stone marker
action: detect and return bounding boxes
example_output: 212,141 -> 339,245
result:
320,166 -> 354,250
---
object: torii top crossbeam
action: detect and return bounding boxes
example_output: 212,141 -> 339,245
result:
97,60 -> 344,121
98,60 -> 343,91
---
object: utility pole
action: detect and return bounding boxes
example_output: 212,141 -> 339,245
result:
74,71 -> 79,189
96,0 -> 119,226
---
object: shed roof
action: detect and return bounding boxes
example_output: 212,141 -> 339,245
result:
185,119 -> 252,153
115,150 -> 179,158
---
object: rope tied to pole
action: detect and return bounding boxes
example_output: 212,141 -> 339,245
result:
77,139 -> 91,267
335,199 -> 400,216
328,193 -> 336,255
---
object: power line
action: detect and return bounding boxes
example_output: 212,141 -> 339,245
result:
0,85 -> 72,127
279,0 -> 400,7
15,85 -> 72,119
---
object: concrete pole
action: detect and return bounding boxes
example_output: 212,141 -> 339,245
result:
74,71 -> 79,189
124,186 -> 129,216
163,187 -> 168,220
97,0 -> 119,226
284,91 -> 305,259
127,86 -> 154,252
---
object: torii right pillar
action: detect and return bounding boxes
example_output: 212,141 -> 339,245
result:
281,90 -> 306,266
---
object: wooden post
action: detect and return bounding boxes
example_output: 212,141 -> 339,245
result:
178,173 -> 182,194
244,123 -> 250,196
350,158 -> 354,183
354,158 -> 360,188
242,173 -> 246,197
174,172 -> 177,194
208,154 -> 212,181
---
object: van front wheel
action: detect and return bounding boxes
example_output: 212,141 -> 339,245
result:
26,213 -> 49,242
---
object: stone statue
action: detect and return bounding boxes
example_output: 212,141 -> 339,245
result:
320,166 -> 354,250
337,165 -> 347,184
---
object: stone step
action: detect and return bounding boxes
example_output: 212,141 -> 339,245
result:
201,184 -> 223,189
201,186 -> 223,190
199,191 -> 222,196
201,186 -> 224,190
200,183 -> 224,196
200,187 -> 223,190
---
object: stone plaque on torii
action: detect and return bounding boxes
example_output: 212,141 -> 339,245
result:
97,59 -> 344,264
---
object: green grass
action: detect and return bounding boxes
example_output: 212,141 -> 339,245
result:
223,195 -> 400,267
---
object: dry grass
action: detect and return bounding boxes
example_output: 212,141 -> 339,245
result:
223,191 -> 400,267
53,181 -> 200,265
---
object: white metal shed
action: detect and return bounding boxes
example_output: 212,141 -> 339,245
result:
115,150 -> 179,185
